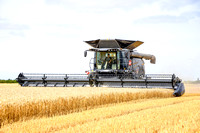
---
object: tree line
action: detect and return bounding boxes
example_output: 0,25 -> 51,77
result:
0,79 -> 17,83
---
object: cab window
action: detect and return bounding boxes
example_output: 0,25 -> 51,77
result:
96,52 -> 117,70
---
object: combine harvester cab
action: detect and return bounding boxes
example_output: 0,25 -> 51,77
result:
17,39 -> 185,97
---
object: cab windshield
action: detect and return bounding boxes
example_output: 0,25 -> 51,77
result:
96,52 -> 117,70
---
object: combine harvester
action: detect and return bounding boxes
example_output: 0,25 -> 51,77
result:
17,39 -> 185,96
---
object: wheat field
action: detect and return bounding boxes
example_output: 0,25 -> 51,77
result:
0,83 -> 200,132
1,95 -> 199,133
0,84 -> 172,104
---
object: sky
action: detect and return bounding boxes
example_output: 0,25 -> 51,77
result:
0,0 -> 200,80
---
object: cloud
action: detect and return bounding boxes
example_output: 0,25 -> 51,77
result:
135,11 -> 200,24
0,0 -> 200,80
0,18 -> 29,37
45,0 -> 157,13
132,0 -> 200,24
135,14 -> 188,24
159,0 -> 200,11
0,19 -> 29,30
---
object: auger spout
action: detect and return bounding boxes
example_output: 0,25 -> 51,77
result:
131,52 -> 156,64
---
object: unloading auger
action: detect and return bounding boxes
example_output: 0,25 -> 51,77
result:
17,39 -> 185,97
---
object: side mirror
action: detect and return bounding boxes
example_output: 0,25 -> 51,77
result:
84,50 -> 87,57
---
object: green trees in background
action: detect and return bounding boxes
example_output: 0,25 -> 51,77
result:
0,79 -> 17,83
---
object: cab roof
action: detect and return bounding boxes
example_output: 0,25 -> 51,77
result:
84,39 -> 143,50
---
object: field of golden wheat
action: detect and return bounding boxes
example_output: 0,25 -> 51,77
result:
0,83 -> 200,132
0,84 -> 173,104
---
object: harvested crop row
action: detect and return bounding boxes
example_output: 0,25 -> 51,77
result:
1,95 -> 199,133
0,90 -> 172,127
63,96 -> 200,133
